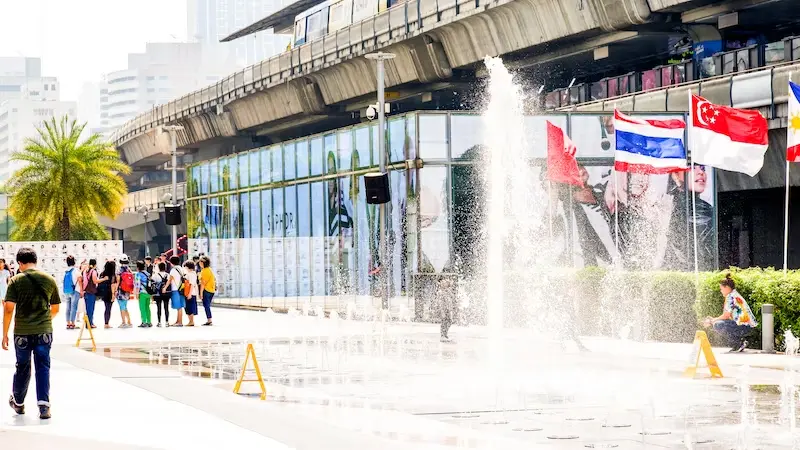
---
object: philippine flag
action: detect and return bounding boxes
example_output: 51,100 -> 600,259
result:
613,110 -> 688,174
788,81 -> 800,162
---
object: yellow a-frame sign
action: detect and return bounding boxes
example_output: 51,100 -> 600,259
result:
684,331 -> 723,378
75,314 -> 96,351
233,343 -> 267,400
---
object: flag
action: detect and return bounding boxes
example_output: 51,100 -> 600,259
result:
546,121 -> 582,186
613,110 -> 688,174
689,94 -> 768,176
788,81 -> 800,162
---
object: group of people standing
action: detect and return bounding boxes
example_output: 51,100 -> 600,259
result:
61,254 -> 217,329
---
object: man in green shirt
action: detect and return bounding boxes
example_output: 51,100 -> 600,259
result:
2,247 -> 60,420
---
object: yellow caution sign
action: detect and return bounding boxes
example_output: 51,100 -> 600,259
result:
75,314 -> 96,352
684,331 -> 723,378
233,343 -> 267,400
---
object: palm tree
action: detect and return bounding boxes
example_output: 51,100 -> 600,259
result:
6,116 -> 131,240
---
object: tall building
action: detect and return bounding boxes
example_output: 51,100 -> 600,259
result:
0,57 -> 60,104
187,0 -> 290,66
0,82 -> 76,183
97,42 -> 238,135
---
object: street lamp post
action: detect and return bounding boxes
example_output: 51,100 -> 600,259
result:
162,125 -> 184,255
365,52 -> 396,312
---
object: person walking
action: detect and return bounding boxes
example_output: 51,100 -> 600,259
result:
164,256 -> 185,327
198,256 -> 215,326
152,262 -> 169,327
116,257 -> 134,328
2,247 -> 60,419
62,256 -> 80,330
97,261 -> 117,329
184,261 -> 198,327
82,259 -> 100,329
134,261 -> 153,328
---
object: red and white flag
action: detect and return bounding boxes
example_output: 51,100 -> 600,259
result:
546,121 -> 582,186
689,94 -> 768,177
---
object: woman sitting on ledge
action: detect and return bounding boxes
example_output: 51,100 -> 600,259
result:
702,274 -> 757,353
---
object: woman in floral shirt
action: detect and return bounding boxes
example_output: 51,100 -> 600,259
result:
703,274 -> 757,353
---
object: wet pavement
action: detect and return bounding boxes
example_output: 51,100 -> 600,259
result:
90,327 -> 800,449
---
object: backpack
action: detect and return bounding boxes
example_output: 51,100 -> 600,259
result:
63,268 -> 76,295
120,268 -> 134,293
175,267 -> 190,297
84,269 -> 98,294
148,272 -> 165,296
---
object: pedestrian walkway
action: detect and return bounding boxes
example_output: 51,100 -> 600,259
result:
2,306 -> 800,449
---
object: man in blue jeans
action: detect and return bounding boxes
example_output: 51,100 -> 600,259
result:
2,247 -> 61,419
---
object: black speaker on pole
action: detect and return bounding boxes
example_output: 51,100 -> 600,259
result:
364,172 -> 390,204
165,205 -> 182,225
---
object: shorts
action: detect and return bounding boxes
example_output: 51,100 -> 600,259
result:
170,290 -> 186,310
186,296 -> 198,315
117,299 -> 128,312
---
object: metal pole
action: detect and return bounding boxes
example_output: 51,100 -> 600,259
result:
762,303 -> 775,353
377,58 -> 389,312
367,52 -> 395,313
170,130 -> 178,256
142,211 -> 148,258
784,161 -> 791,275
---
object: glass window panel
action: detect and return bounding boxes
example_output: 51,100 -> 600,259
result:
249,191 -> 261,238
240,193 -> 250,238
229,194 -> 239,239
451,114 -> 484,160
389,171 -> 407,298
188,199 -> 201,238
260,147 -> 270,184
271,145 -> 283,183
261,189 -> 273,299
354,175 -> 370,296
407,114 -> 417,160
297,183 -> 312,297
310,137 -> 324,176
324,134 -> 336,174
296,139 -> 310,178
238,153 -> 249,188
199,163 -> 209,195
209,160 -> 219,193
284,185 -> 298,299
338,129 -> 352,173
354,125 -> 371,169
338,175 -> 355,297
227,156 -> 238,191
273,188 -> 285,298
187,166 -> 197,197
218,157 -> 229,192
419,114 -> 448,159
284,142 -> 296,181
325,171 -> 339,297
388,117 -> 405,163
200,199 -> 209,240
249,151 -> 260,186
419,166 -> 450,273
311,181 -> 326,296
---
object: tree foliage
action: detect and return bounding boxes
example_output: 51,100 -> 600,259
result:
5,116 -> 131,240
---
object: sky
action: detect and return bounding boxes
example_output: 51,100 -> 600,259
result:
0,0 -> 187,101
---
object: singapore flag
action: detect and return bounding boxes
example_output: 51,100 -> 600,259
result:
689,94 -> 769,177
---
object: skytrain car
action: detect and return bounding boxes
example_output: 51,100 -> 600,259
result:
293,0 -> 404,47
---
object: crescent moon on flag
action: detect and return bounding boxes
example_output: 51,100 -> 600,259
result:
695,99 -> 709,126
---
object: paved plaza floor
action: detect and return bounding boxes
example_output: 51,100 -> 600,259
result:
2,306 -> 800,449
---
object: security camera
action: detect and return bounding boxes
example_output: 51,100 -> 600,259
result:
366,104 -> 377,120
162,192 -> 173,203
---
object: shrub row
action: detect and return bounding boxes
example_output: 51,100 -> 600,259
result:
558,266 -> 800,349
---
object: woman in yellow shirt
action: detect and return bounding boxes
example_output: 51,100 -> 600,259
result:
198,256 -> 216,326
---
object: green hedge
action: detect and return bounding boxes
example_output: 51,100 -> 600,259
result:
565,266 -> 800,349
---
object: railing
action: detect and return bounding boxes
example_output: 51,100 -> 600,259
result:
123,182 -> 186,213
545,35 -> 800,110
111,0 -> 489,146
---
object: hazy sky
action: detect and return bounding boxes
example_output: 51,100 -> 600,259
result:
0,0 -> 187,101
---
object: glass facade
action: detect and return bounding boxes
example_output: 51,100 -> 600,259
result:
187,112 -> 716,312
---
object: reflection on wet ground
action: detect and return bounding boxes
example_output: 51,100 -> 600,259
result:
92,334 -> 800,449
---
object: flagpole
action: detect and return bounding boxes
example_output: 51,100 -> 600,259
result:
784,160 -> 791,275
548,180 -> 554,243
688,91 -> 700,287
614,169 -> 620,267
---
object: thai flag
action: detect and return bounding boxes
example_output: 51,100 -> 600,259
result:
613,110 -> 688,174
